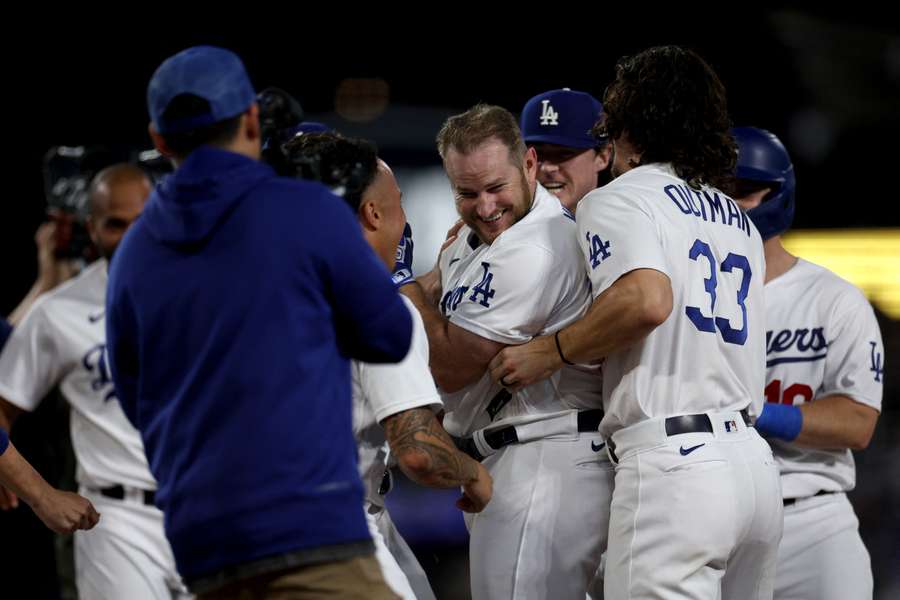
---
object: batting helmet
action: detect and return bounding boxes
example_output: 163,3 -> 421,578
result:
732,127 -> 796,240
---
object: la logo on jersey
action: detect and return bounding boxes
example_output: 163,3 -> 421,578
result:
585,231 -> 611,269
869,341 -> 884,382
539,100 -> 559,126
82,344 -> 117,403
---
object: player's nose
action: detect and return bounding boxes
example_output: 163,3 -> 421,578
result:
475,195 -> 501,219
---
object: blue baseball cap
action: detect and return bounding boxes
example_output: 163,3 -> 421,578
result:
520,88 -> 605,149
147,46 -> 256,135
293,121 -> 332,135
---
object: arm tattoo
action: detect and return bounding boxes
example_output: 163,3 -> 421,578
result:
383,408 -> 478,488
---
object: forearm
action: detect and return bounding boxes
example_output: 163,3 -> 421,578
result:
793,395 -> 879,450
0,440 -> 52,507
400,284 -> 488,392
416,268 -> 443,308
7,281 -> 52,326
384,408 -> 480,488
0,399 -> 23,433
558,272 -> 670,365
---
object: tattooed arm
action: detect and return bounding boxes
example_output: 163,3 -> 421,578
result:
382,407 -> 493,512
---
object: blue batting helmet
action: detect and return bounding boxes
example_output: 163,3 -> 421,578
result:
732,127 -> 796,240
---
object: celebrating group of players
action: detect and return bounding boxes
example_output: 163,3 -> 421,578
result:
0,43 -> 883,600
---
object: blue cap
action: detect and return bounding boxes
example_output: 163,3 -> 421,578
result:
147,46 -> 256,135
520,88 -> 605,149
293,121 -> 331,135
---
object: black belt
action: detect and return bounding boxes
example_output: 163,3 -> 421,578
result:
783,490 -> 834,507
608,408 -> 752,463
456,409 -> 604,462
98,485 -> 156,505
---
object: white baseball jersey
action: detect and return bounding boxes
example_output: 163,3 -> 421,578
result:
763,259 -> 884,499
438,184 -> 602,437
352,295 -> 442,507
0,259 -> 156,490
577,164 -> 767,438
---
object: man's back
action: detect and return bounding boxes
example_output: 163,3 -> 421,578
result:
578,163 -> 766,436
106,146 -> 412,581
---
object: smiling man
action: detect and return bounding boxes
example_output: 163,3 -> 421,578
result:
401,104 -> 612,600
520,88 -> 611,214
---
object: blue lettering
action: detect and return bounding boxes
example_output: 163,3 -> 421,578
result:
870,341 -> 884,382
82,344 -> 116,402
691,189 -> 708,221
469,263 -> 496,308
586,231 -> 612,269
770,329 -> 794,353
703,191 -> 726,224
740,210 -> 751,237
726,197 -> 742,229
665,185 -> 692,214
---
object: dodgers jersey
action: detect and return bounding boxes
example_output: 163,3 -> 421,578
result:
438,184 -> 602,437
763,259 -> 884,498
0,259 -> 156,490
576,164 -> 767,437
352,296 -> 442,507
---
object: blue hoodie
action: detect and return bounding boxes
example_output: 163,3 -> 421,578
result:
105,147 -> 412,581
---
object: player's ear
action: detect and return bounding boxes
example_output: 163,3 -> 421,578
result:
523,146 -> 538,188
148,124 -> 175,159
594,144 -> 612,172
243,103 -> 261,142
359,199 -> 380,232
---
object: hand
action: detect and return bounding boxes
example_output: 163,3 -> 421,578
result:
456,461 -> 492,513
488,335 -> 562,392
31,488 -> 101,534
440,219 -> 464,254
34,222 -> 78,292
418,220 -> 464,305
392,223 -> 415,288
0,485 -> 19,510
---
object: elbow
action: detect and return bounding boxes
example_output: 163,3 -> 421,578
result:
638,287 -> 673,330
848,427 -> 875,451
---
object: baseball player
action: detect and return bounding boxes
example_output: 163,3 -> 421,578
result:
403,104 -> 612,600
731,126 -> 883,600
0,426 -> 99,533
0,164 -> 189,599
520,88 -> 611,214
490,46 -> 783,599
281,131 -> 493,600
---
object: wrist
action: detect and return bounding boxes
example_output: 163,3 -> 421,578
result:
755,403 -> 803,441
553,330 -> 574,366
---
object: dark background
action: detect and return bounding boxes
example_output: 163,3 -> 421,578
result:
1,9 -> 897,599
4,10 -> 900,313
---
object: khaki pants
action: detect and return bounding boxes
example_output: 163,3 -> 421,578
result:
197,555 -> 400,600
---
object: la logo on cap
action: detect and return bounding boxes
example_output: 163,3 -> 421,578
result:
539,99 -> 559,126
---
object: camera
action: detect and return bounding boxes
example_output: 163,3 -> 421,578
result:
42,146 -> 97,261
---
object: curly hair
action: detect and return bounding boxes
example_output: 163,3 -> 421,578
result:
281,132 -> 379,212
598,45 -> 736,190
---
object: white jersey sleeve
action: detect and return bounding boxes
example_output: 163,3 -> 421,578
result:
0,298 -> 68,410
358,297 -> 443,423
819,287 -> 884,410
447,241 -> 558,344
577,191 -> 671,299
353,296 -> 442,507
